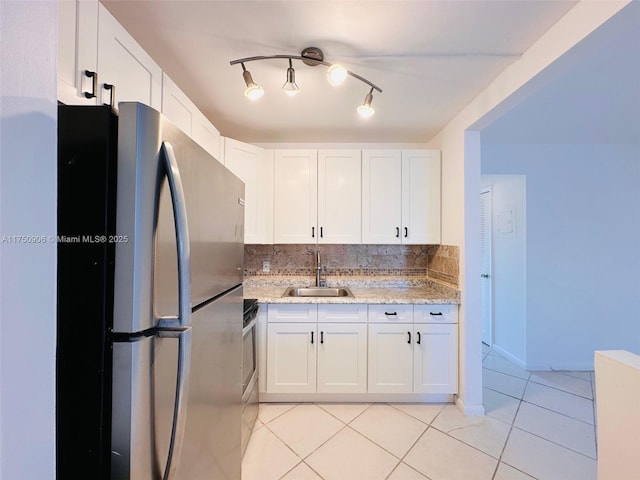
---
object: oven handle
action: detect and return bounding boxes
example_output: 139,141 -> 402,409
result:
242,316 -> 258,337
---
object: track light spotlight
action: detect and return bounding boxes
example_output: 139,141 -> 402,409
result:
327,63 -> 348,86
357,88 -> 376,119
282,58 -> 300,96
241,63 -> 264,100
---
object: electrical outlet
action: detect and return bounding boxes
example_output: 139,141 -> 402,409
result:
262,260 -> 270,272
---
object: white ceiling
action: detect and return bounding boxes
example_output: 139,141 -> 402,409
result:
101,0 -> 579,143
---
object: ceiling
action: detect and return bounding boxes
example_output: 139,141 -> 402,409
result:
101,0 -> 578,143
480,1 -> 640,145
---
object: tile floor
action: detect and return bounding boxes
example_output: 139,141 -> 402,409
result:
242,345 -> 597,480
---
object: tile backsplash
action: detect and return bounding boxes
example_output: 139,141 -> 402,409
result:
244,244 -> 459,287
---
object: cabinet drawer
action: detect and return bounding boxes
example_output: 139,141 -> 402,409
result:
318,304 -> 367,323
414,304 -> 458,324
368,304 -> 413,323
268,304 -> 317,322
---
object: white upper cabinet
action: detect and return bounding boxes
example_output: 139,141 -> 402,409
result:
224,138 -> 273,244
317,150 -> 362,244
161,72 -> 196,136
162,73 -> 223,160
97,3 -> 162,110
274,149 -> 362,244
362,150 -> 403,244
192,111 -> 223,162
273,150 -> 318,244
57,1 -> 162,109
362,149 -> 441,244
57,0 -> 99,105
402,150 -> 441,244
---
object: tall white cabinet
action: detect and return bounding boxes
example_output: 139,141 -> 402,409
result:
224,138 -> 273,244
362,149 -> 441,244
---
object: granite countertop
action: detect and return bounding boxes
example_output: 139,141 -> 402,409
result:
243,276 -> 460,305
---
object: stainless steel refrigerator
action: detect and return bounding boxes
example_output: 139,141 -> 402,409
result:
57,102 -> 245,480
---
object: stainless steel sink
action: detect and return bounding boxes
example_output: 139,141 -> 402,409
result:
282,287 -> 354,298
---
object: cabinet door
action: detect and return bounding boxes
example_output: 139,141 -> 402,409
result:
273,150 -> 318,243
266,323 -> 317,393
362,150 -> 402,244
192,110 -> 222,161
224,138 -> 273,244
367,323 -> 413,393
317,323 -> 367,393
402,150 -> 441,244
161,72 -> 196,136
413,324 -> 458,394
97,3 -> 162,110
57,0 -> 98,105
318,150 -> 362,244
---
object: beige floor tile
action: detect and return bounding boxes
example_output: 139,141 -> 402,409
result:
241,427 -> 300,480
514,402 -> 597,458
387,462 -> 430,479
494,462 -> 536,480
280,462 -> 323,479
483,388 -> 521,425
562,370 -> 593,382
431,404 -> 511,458
349,404 -> 427,457
404,428 -> 497,480
523,382 -> 594,424
306,427 -> 398,480
483,368 -> 528,399
258,402 -> 298,424
391,402 -> 445,425
483,355 -> 531,380
502,428 -> 597,480
316,402 -> 370,424
267,404 -> 344,458
529,371 -> 593,399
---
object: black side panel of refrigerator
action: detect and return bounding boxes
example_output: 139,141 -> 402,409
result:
57,106 -> 117,480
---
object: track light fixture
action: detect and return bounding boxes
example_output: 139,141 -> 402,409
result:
230,47 -> 382,118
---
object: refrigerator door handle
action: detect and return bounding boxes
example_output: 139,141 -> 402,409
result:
158,142 -> 192,329
158,327 -> 192,480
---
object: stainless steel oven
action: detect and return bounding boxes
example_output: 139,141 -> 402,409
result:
241,299 -> 259,457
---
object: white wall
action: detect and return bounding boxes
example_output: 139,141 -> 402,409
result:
426,1 -> 629,413
0,1 -> 58,479
480,175 -> 527,365
483,144 -> 640,370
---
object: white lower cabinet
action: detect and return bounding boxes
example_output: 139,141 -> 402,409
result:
317,323 -> 367,393
413,323 -> 458,394
368,304 -> 458,395
266,322 -> 317,394
367,323 -> 414,393
264,303 -> 458,398
266,304 -> 367,394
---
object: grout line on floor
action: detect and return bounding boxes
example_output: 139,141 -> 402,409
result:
490,391 -> 524,480
526,377 -> 594,401
518,398 -> 595,426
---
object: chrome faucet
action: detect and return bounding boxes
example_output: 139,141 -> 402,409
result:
316,251 -> 326,287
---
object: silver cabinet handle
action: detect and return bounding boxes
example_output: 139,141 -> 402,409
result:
158,327 -> 192,480
158,142 -> 192,329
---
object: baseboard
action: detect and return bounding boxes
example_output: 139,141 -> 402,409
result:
455,396 -> 485,416
491,344 -> 527,369
259,392 -> 454,403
